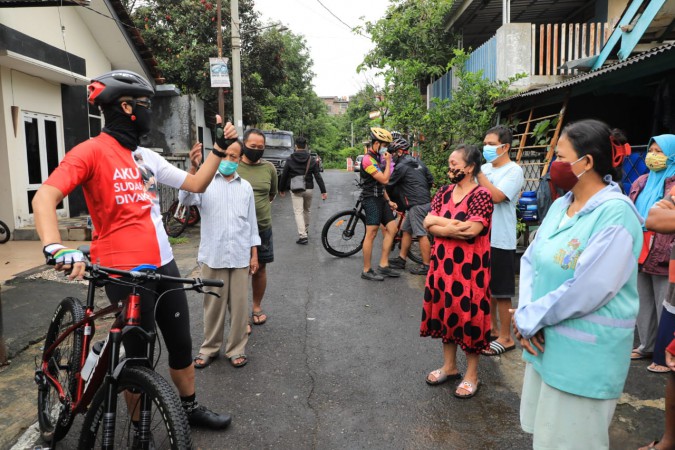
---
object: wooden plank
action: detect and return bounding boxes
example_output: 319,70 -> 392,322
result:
517,108 -> 535,163
546,24 -> 552,75
569,24 -> 575,74
553,24 -> 559,74
596,22 -> 602,55
542,96 -> 569,177
539,24 -> 545,76
574,23 -> 580,60
589,22 -> 595,55
581,23 -> 587,58
531,24 -> 536,75
561,23 -> 567,75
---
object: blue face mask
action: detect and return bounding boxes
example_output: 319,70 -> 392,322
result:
218,160 -> 238,176
482,144 -> 506,163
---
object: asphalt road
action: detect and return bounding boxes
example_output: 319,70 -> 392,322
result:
7,170 -> 668,449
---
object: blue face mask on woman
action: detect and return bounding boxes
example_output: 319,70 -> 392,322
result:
218,160 -> 238,176
482,144 -> 506,163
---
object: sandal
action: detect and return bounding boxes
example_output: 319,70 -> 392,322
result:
252,310 -> 267,325
425,369 -> 462,386
230,355 -> 248,368
194,353 -> 218,369
481,341 -> 516,356
638,440 -> 660,450
454,380 -> 481,399
631,349 -> 653,360
647,363 -> 671,373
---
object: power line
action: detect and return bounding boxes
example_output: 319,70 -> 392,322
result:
314,0 -> 369,38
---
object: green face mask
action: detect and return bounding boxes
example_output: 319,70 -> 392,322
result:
645,152 -> 668,172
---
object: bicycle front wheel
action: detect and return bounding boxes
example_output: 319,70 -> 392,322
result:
37,297 -> 84,443
163,201 -> 189,238
321,210 -> 366,257
0,220 -> 9,243
79,366 -> 192,450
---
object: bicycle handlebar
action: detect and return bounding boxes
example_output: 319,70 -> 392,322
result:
85,262 -> 224,288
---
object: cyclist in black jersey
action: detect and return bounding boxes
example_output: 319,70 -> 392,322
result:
359,127 -> 401,281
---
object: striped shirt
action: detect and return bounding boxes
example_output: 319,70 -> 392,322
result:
179,172 -> 260,269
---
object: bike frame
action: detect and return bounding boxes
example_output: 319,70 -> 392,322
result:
37,269 -> 161,447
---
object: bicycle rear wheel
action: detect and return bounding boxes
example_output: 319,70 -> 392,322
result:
163,201 -> 189,238
79,366 -> 192,450
37,297 -> 84,443
0,220 -> 9,243
321,210 -> 366,257
408,238 -> 423,265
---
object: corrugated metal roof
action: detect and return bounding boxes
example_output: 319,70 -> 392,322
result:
495,41 -> 675,104
445,0 -> 593,49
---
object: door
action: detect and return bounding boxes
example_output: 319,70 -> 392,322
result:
23,112 -> 66,216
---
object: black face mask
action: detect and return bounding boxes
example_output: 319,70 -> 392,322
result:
132,105 -> 152,136
243,145 -> 264,163
447,167 -> 467,184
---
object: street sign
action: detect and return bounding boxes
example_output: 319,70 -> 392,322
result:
209,57 -> 231,88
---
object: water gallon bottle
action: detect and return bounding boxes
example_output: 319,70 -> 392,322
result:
81,340 -> 105,382
518,191 -> 538,222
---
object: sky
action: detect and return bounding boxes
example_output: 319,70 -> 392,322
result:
252,0 -> 391,97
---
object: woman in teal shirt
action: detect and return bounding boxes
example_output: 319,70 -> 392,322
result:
513,120 -> 643,449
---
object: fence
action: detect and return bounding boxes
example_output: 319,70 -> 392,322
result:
532,22 -> 612,75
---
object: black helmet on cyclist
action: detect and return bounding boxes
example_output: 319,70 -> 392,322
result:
88,70 -> 155,106
388,138 -> 410,153
390,130 -> 402,140
370,127 -> 393,143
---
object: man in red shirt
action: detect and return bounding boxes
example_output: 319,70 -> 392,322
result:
32,70 -> 237,431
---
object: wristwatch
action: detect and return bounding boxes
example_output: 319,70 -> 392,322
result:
211,147 -> 227,158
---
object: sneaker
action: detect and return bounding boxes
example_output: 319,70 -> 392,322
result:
361,269 -> 384,281
296,237 -> 308,245
409,264 -> 430,275
377,265 -> 401,278
388,256 -> 406,269
186,404 -> 232,429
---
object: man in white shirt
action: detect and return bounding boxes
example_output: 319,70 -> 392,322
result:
477,125 -> 524,356
179,139 -> 259,369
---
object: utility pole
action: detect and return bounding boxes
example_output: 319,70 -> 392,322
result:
231,0 -> 243,135
351,122 -> 354,148
216,0 -> 224,119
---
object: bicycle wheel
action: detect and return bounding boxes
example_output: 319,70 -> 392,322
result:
408,238 -> 423,265
37,297 -> 84,443
79,366 -> 192,450
0,220 -> 9,243
163,202 -> 188,238
187,205 -> 200,226
321,210 -> 366,257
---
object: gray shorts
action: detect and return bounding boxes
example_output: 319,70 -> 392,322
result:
402,203 -> 431,238
257,227 -> 274,264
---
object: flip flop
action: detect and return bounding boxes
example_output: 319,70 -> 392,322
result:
230,355 -> 248,368
481,341 -> 516,356
193,353 -> 218,369
647,363 -> 671,373
631,349 -> 653,360
425,369 -> 462,386
454,380 -> 481,399
252,310 -> 267,325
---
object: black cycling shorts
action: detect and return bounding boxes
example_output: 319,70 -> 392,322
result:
362,196 -> 395,226
105,259 -> 193,370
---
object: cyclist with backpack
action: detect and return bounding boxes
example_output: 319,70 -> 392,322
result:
386,137 -> 434,275
32,70 -> 235,430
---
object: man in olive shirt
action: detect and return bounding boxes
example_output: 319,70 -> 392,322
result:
236,129 -> 278,328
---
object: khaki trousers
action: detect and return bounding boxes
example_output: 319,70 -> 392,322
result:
291,189 -> 313,238
199,264 -> 249,359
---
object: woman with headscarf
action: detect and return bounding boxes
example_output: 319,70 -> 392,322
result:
629,134 -> 675,373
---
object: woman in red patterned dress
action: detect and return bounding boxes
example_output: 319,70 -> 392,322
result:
421,144 -> 494,398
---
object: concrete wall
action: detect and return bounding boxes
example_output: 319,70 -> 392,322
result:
143,94 -> 209,155
496,23 -> 532,89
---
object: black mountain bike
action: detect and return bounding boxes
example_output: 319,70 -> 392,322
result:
35,254 -> 222,449
321,183 -> 424,264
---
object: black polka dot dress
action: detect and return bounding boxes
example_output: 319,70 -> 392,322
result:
420,184 -> 494,354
